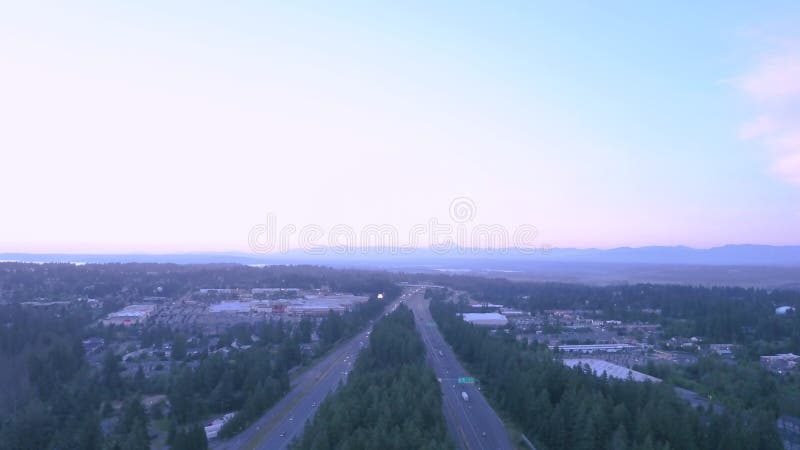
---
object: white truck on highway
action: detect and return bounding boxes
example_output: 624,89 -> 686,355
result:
461,391 -> 469,402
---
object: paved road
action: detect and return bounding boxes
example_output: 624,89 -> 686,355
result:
213,290 -> 413,450
408,292 -> 513,450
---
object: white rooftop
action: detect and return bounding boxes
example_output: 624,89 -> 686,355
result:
208,301 -> 251,313
762,353 -> 800,360
563,359 -> 661,383
551,343 -> 636,351
107,304 -> 155,318
462,312 -> 508,325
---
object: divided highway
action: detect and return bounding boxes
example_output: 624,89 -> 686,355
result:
408,292 -> 513,450
213,291 -> 411,450
214,288 -> 511,450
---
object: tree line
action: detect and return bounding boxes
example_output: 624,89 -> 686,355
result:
424,277 -> 800,352
0,304 -> 106,449
0,262 -> 401,303
292,304 -> 452,450
0,263 -> 401,449
430,297 -> 783,450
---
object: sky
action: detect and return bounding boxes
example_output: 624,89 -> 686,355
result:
1,1 -> 800,253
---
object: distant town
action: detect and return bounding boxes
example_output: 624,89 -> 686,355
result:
2,263 -> 799,450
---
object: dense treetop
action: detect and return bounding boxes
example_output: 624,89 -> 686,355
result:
430,297 -> 783,450
292,304 -> 452,450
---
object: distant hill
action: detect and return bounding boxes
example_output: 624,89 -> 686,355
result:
2,244 -> 800,267
545,245 -> 800,266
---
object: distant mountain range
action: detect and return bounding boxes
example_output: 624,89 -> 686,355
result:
2,245 -> 800,267
545,245 -> 800,266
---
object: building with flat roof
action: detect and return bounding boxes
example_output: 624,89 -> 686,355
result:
564,359 -> 661,382
288,304 -> 345,316
761,353 -> 800,374
470,303 -> 504,309
500,308 -> 527,316
252,288 -> 299,295
462,312 -> 508,327
198,288 -> 238,295
103,304 -> 156,325
208,301 -> 251,313
204,412 -> 235,439
549,343 -> 637,353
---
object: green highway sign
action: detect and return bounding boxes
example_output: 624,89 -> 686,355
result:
458,377 -> 476,384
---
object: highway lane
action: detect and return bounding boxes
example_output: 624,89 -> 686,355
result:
408,292 -> 513,450
213,289 -> 415,450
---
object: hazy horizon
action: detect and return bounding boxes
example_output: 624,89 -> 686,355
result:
4,242 -> 800,255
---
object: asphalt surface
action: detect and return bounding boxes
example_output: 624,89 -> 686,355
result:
408,292 -> 514,450
212,291 -> 409,450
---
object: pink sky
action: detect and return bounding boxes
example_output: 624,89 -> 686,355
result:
2,3 -> 800,253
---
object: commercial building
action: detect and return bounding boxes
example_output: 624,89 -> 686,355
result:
205,294 -> 368,317
21,300 -> 72,308
287,295 -> 368,316
469,303 -> 504,309
564,358 -> 661,383
462,312 -> 508,327
761,353 -> 800,374
288,304 -> 345,316
208,301 -> 251,313
500,308 -> 527,316
198,288 -> 237,295
549,343 -> 637,353
204,412 -> 235,439
103,304 -> 156,325
252,288 -> 299,296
